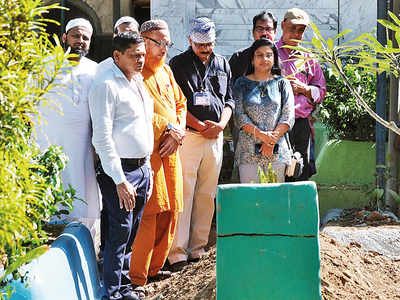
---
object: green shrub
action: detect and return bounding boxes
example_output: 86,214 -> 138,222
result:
320,63 -> 376,141
0,1 -> 75,298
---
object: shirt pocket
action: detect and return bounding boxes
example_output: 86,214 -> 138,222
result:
209,72 -> 227,99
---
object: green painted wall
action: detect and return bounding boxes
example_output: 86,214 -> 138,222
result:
313,122 -> 329,159
216,183 -> 321,300
311,139 -> 376,216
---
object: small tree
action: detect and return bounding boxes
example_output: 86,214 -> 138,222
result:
283,13 -> 400,211
0,1 -> 76,298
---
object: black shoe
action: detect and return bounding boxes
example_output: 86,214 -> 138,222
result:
188,257 -> 200,263
148,270 -> 172,282
169,260 -> 188,273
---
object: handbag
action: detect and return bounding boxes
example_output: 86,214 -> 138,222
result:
284,133 -> 304,179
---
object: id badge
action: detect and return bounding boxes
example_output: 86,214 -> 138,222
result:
193,91 -> 210,106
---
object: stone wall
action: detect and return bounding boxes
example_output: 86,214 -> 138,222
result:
151,0 -> 377,60
83,0 -> 113,34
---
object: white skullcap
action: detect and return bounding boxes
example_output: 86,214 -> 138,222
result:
65,18 -> 93,34
114,16 -> 139,30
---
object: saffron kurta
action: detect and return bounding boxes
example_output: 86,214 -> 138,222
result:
142,64 -> 186,215
130,63 -> 186,286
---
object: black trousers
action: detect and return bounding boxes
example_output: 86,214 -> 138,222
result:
97,162 -> 150,300
286,117 -> 316,181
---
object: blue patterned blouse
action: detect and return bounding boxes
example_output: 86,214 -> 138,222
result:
233,76 -> 295,166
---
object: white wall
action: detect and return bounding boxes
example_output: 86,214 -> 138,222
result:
151,0 -> 377,60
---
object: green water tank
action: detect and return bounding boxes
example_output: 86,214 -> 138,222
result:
216,182 -> 321,300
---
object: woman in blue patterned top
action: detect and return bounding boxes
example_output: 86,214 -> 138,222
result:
233,39 -> 294,183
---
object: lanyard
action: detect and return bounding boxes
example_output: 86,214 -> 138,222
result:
192,59 -> 211,91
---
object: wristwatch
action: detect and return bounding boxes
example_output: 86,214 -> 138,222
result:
165,123 -> 173,133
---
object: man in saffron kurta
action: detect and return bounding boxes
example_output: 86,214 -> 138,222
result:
129,20 -> 186,290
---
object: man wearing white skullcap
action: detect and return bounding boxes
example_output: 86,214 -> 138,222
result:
35,17 -> 100,238
96,16 -> 139,77
63,17 -> 93,60
167,17 -> 234,271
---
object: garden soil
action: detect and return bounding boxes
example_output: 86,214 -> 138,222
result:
146,220 -> 400,300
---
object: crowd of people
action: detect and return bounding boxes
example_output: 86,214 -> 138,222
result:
35,7 -> 326,300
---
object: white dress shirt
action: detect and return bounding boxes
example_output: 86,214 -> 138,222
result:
89,62 -> 154,185
96,57 -> 114,78
35,56 -> 101,220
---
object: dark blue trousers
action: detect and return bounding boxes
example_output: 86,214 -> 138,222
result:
97,162 -> 150,300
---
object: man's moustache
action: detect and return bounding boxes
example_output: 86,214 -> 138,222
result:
67,46 -> 88,58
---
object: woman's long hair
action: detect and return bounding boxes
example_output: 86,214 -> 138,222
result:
245,39 -> 281,76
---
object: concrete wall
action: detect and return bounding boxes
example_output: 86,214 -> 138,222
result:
151,0 -> 377,60
82,0 -> 113,33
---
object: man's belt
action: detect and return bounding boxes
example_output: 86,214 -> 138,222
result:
120,157 -> 146,168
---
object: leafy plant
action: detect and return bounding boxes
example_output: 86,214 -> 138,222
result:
282,20 -> 400,136
281,15 -> 400,211
257,164 -> 278,183
321,63 -> 376,141
0,1 -> 75,298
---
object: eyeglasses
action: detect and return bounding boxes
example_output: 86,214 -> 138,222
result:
144,36 -> 174,49
193,41 -> 215,49
254,26 -> 275,33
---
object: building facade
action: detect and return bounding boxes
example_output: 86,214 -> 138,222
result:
151,0 -> 377,60
44,0 -> 377,62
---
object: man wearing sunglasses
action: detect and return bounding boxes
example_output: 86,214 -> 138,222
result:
167,17 -> 234,272
128,20 -> 187,297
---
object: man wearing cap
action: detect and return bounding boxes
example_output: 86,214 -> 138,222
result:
167,17 -> 234,271
95,15 -> 140,261
228,11 -> 278,161
128,19 -> 186,294
35,18 -> 100,236
277,8 -> 326,181
97,16 -> 139,76
89,32 -> 153,300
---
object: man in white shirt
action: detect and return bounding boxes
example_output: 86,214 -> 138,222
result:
89,32 -> 153,300
95,15 -> 140,261
35,18 -> 100,237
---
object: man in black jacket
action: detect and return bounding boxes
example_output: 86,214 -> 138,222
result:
167,17 -> 234,272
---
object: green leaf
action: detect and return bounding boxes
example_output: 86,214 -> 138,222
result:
388,10 -> 400,27
312,37 -> 323,50
388,189 -> 400,204
0,246 -> 49,283
326,37 -> 334,51
309,21 -> 326,44
334,29 -> 352,41
377,19 -> 400,32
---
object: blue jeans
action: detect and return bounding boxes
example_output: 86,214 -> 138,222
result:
97,162 -> 150,300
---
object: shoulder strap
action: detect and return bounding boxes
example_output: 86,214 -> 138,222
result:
277,77 -> 294,151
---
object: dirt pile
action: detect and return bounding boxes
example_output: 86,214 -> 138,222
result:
146,248 -> 216,300
320,232 -> 400,300
146,231 -> 400,300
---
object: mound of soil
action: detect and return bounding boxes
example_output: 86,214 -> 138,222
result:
146,228 -> 400,299
325,209 -> 399,227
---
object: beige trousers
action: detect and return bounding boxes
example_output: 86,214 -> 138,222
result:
168,131 -> 223,264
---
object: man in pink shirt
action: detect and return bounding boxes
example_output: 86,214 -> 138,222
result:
276,8 -> 326,181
